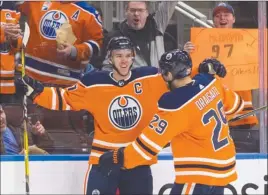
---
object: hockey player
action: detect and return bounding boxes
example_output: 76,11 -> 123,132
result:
17,1 -> 103,86
16,36 -> 168,195
17,37 -> 227,194
98,50 -> 244,195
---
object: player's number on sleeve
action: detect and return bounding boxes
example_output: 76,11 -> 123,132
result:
212,44 -> 233,58
149,114 -> 168,135
202,100 -> 229,151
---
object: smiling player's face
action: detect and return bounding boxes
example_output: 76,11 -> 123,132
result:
111,49 -> 134,80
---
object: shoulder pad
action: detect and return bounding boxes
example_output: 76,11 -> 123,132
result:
193,73 -> 215,84
80,71 -> 111,86
158,86 -> 200,110
131,67 -> 159,79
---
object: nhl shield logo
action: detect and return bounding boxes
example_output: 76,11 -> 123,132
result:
108,95 -> 142,130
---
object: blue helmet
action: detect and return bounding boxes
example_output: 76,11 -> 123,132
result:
159,49 -> 192,79
107,36 -> 135,56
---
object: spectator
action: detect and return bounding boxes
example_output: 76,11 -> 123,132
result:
17,1 -> 103,87
89,4 -> 109,70
15,1 -> 103,153
0,1 -> 23,104
183,2 -> 258,130
102,1 -> 177,70
0,104 -> 54,155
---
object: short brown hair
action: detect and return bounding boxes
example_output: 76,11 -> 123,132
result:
125,1 -> 149,10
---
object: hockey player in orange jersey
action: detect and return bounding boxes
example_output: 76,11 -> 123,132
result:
98,50 -> 245,195
0,2 -> 23,103
17,36 -> 167,195
17,1 -> 103,86
17,37 -> 227,195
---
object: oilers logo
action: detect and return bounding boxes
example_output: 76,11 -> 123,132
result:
39,10 -> 69,39
109,95 -> 142,130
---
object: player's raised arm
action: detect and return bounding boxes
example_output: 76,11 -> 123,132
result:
16,75 -> 90,111
198,58 -> 245,120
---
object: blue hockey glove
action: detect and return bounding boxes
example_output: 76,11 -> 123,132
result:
15,75 -> 44,100
98,147 -> 125,177
198,58 -> 227,78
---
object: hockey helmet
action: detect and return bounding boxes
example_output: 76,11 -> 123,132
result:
107,36 -> 135,57
159,49 -> 192,79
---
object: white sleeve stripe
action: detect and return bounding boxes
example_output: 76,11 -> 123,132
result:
132,142 -> 151,160
175,169 -> 236,178
84,42 -> 93,58
66,105 -> 71,110
182,184 -> 188,194
88,40 -> 100,51
173,156 -> 235,165
140,134 -> 162,151
244,101 -> 252,106
90,152 -> 102,157
51,88 -> 57,110
60,89 -> 69,110
189,183 -> 196,195
236,100 -> 244,114
81,60 -> 90,65
225,92 -> 239,114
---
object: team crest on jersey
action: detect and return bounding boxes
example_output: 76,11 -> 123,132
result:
5,12 -> 11,19
108,95 -> 142,130
39,10 -> 69,39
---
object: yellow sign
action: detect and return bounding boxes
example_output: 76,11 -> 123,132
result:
190,27 -> 259,91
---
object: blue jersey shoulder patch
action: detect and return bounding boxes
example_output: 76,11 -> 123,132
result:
80,71 -> 111,86
130,67 -> 159,81
74,2 -> 102,24
193,73 -> 215,85
158,74 -> 217,110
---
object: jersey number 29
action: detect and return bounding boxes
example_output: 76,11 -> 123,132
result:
202,100 -> 229,151
149,114 -> 168,135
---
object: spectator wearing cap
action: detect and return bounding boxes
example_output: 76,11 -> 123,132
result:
101,1 -> 178,70
0,104 -> 54,155
184,2 -> 258,129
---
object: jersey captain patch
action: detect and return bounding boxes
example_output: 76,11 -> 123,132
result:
108,95 -> 142,130
39,10 -> 69,39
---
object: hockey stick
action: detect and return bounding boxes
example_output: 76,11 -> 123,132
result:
229,105 -> 268,123
21,45 -> 30,195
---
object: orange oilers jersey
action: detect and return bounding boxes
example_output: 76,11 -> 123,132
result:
229,90 -> 258,127
18,2 -> 103,86
123,73 -> 244,186
0,8 -> 21,94
33,67 -> 169,165
0,25 -> 5,43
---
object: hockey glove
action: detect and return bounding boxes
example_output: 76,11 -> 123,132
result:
15,75 -> 44,100
98,147 -> 125,177
198,58 -> 227,78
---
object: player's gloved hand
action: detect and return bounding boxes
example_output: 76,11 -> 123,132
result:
15,75 -> 44,100
98,147 -> 125,176
198,58 -> 227,78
